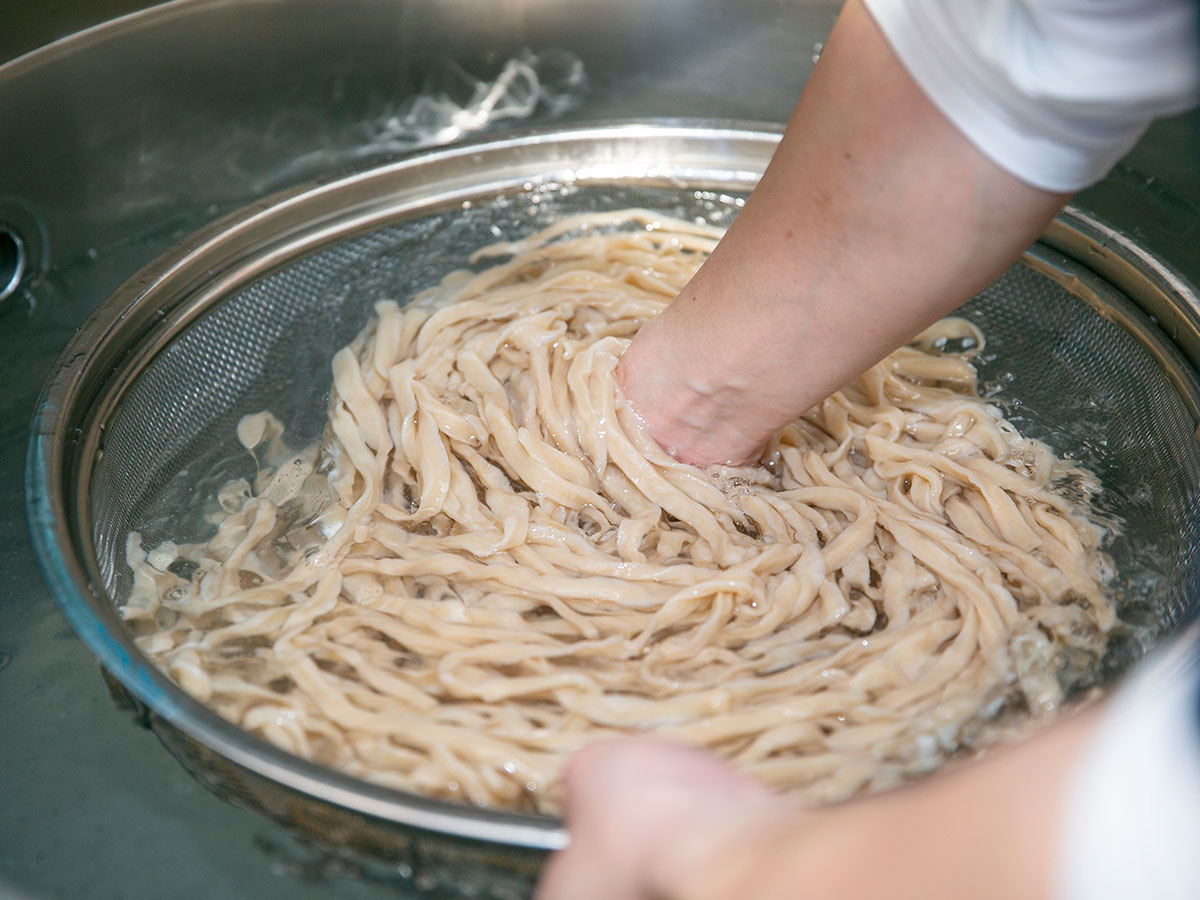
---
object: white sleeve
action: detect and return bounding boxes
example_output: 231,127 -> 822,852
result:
1055,631 -> 1200,900
861,0 -> 1200,192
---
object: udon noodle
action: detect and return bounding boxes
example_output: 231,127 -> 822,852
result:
124,209 -> 1115,813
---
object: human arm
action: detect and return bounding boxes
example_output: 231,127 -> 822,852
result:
535,709 -> 1101,900
537,636 -> 1200,900
616,0 -> 1069,466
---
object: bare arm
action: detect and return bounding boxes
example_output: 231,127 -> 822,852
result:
616,0 -> 1069,466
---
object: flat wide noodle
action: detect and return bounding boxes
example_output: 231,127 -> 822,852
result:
124,209 -> 1114,813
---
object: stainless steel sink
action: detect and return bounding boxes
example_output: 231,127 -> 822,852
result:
3,3 -> 1198,898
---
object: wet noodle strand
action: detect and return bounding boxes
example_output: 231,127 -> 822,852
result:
125,210 -> 1114,812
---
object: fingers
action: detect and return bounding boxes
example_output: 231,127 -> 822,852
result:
535,738 -> 785,900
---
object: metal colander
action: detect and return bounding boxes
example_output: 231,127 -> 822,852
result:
27,123 -> 1200,897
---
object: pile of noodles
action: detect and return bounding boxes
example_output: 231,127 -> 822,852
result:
124,209 -> 1114,813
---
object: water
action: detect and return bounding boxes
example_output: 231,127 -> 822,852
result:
959,276 -> 1200,676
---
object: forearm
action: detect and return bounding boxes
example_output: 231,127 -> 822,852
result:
617,0 -> 1068,465
692,710 -> 1100,900
535,711 -> 1100,900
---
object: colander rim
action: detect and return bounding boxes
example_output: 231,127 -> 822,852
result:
24,119 -> 1200,851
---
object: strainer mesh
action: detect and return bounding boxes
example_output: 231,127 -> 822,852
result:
92,183 -> 1200,686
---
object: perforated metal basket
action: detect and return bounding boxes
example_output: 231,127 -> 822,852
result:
27,123 -> 1200,896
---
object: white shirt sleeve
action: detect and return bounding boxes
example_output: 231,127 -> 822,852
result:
1055,631 -> 1200,900
861,0 -> 1200,191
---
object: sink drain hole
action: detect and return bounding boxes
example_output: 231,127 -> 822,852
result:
0,227 -> 26,304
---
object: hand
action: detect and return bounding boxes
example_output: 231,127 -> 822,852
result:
536,710 -> 1098,900
616,315 -> 786,467
534,739 -> 792,900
